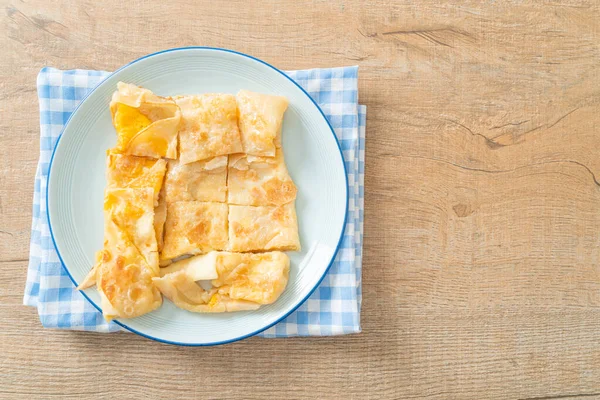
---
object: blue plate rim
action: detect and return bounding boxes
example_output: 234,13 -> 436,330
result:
46,46 -> 350,346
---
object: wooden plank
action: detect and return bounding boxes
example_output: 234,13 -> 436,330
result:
1,0 -> 600,398
2,304 -> 600,400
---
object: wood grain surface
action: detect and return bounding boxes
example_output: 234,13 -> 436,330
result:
1,1 -> 600,399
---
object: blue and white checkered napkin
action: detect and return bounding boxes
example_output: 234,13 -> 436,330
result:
24,66 -> 366,337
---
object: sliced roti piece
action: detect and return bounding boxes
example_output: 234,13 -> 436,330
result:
161,201 -> 229,260
110,82 -> 181,159
103,188 -> 159,269
174,94 -> 243,164
236,90 -> 288,156
106,153 -> 167,206
228,203 -> 300,252
91,188 -> 162,320
211,251 -> 290,305
227,148 -> 296,206
164,156 -> 228,204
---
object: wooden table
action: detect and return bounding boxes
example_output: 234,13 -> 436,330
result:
2,1 -> 600,398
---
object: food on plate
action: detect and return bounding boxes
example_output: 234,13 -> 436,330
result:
164,156 -> 228,203
211,251 -> 290,304
84,84 -> 300,319
110,82 -> 181,159
103,188 -> 159,269
228,203 -> 300,252
236,90 -> 288,156
152,251 -> 289,312
106,153 -> 168,254
161,201 -> 229,260
174,94 -> 243,164
227,148 -> 296,206
106,153 -> 167,206
80,188 -> 162,320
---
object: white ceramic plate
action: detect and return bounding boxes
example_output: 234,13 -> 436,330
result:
48,47 -> 348,345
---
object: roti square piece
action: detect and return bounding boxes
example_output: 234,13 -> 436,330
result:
106,153 -> 167,206
174,94 -> 243,164
227,149 -> 297,206
110,82 -> 181,159
164,156 -> 228,204
211,251 -> 290,305
228,203 -> 300,252
96,188 -> 162,320
161,201 -> 229,260
103,188 -> 159,269
236,90 -> 288,156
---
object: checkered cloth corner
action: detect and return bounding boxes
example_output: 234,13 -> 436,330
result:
24,66 -> 366,337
